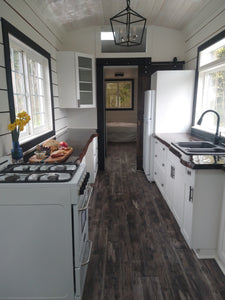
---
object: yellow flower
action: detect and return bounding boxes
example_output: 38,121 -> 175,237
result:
8,111 -> 31,139
17,111 -> 27,118
15,119 -> 23,127
25,115 -> 31,124
8,123 -> 16,131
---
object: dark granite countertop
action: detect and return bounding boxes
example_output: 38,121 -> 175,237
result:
154,133 -> 225,170
56,128 -> 98,164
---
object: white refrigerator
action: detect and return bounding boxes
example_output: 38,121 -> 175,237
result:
143,90 -> 155,182
143,70 -> 195,181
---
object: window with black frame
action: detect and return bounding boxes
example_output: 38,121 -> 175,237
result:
193,30 -> 225,138
1,18 -> 55,152
105,79 -> 134,110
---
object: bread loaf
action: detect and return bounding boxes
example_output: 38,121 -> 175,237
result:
50,149 -> 66,158
43,139 -> 60,148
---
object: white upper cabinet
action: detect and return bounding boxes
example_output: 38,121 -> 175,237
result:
57,52 -> 96,109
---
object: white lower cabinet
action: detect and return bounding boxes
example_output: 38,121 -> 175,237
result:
83,136 -> 98,183
154,138 -> 224,257
153,139 -> 167,199
217,177 -> 225,272
182,168 -> 195,247
172,158 -> 185,227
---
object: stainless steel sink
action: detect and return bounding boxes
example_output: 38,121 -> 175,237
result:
172,141 -> 225,155
175,141 -> 215,148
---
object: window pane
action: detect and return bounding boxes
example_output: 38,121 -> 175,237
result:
195,68 -> 225,131
200,37 -> 225,67
106,82 -> 118,108
14,94 -> 27,115
14,72 -> 25,95
119,81 -> 132,108
106,80 -> 133,109
11,48 -> 23,73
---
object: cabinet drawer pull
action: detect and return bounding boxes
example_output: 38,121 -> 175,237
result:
189,186 -> 194,202
163,147 -> 165,151
170,166 -> 175,179
155,154 -> 157,158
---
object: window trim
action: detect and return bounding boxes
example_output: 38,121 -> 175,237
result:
1,18 -> 55,152
105,79 -> 134,111
191,29 -> 225,141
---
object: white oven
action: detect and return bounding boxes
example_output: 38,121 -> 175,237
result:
0,162 -> 92,300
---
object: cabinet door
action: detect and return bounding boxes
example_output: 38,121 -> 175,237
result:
182,168 -> 195,247
85,137 -> 98,183
218,178 -> 225,266
165,161 -> 175,210
75,53 -> 96,108
57,52 -> 78,108
173,161 -> 185,227
153,139 -> 167,198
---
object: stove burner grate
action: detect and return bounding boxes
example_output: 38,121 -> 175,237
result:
0,162 -> 78,183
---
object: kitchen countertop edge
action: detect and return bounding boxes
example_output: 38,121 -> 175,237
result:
154,133 -> 225,170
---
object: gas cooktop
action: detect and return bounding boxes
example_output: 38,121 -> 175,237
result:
0,163 -> 78,183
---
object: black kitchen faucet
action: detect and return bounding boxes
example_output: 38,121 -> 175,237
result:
197,109 -> 221,144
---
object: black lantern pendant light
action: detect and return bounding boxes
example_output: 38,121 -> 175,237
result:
110,0 -> 146,47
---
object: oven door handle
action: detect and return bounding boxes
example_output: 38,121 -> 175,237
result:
78,186 -> 93,211
81,240 -> 92,266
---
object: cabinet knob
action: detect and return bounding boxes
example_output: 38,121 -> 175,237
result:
154,172 -> 157,175
155,154 -> 157,158
161,183 -> 164,187
163,148 -> 165,151
162,163 -> 165,167
187,170 -> 191,176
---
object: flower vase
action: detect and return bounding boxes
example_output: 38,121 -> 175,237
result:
11,141 -> 23,163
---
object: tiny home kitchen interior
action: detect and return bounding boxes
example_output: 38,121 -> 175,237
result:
1,0 -> 225,299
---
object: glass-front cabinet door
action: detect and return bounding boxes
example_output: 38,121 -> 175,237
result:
76,53 -> 96,108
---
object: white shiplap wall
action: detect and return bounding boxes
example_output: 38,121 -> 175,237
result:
0,0 -> 68,156
184,1 -> 225,70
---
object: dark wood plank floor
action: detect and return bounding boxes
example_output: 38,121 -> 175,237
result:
83,142 -> 225,300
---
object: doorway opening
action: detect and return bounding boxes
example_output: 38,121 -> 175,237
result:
96,57 -> 152,171
104,66 -> 138,163
96,57 -> 185,171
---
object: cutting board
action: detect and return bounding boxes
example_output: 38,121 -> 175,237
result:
29,148 -> 73,163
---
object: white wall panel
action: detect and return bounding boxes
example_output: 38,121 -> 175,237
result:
0,113 -> 10,135
0,133 -> 12,156
54,97 -> 59,108
51,71 -> 58,85
0,90 -> 9,111
54,108 -> 67,120
67,109 -> 97,129
53,84 -> 58,97
0,67 -> 7,90
55,117 -> 68,132
184,5 -> 225,70
0,44 -> 5,67
51,58 -> 57,73
0,1 -> 68,155
7,0 -> 62,50
2,1 -> 57,57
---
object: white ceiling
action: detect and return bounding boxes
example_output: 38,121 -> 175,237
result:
28,0 -> 216,32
